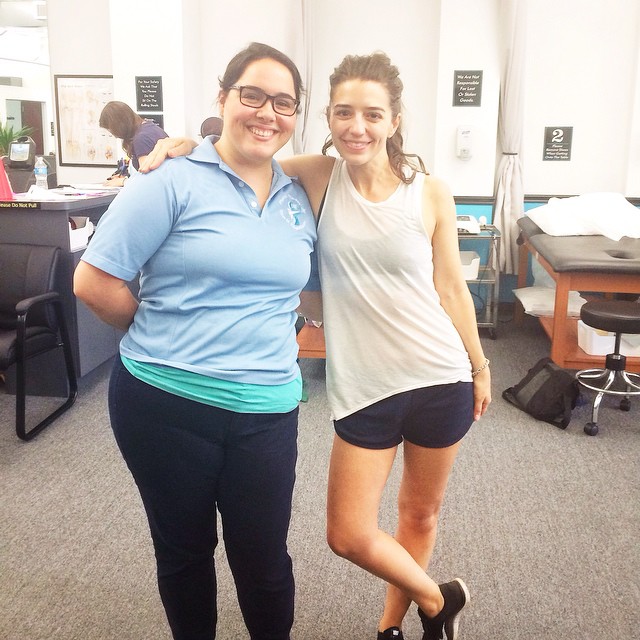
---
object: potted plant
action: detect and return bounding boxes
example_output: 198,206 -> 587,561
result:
0,121 -> 35,156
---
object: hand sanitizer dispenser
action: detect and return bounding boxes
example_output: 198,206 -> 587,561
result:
456,126 -> 473,160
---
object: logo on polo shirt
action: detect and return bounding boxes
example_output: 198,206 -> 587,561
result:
279,196 -> 308,230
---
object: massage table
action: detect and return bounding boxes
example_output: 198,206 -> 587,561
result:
515,216 -> 640,373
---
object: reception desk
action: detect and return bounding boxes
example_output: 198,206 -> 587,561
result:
0,193 -> 119,379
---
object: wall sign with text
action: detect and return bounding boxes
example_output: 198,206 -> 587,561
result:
136,76 -> 163,112
543,127 -> 573,161
453,70 -> 483,107
140,113 -> 165,130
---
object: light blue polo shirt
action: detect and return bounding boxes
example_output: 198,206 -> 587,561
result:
82,139 -> 317,388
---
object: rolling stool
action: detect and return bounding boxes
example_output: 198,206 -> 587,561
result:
576,300 -> 640,436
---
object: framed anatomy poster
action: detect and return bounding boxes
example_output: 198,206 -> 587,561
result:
54,75 -> 115,167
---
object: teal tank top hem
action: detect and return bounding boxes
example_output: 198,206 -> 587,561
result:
121,356 -> 301,414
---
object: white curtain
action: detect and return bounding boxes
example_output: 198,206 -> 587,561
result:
291,0 -> 314,155
494,0 -> 527,274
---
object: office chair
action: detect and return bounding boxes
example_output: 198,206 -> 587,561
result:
200,116 -> 223,139
0,243 -> 78,441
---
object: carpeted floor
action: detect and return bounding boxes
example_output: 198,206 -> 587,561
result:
1,314 -> 638,640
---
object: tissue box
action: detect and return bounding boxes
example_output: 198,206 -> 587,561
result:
577,320 -> 640,356
69,216 -> 94,251
460,251 -> 480,280
621,334 -> 640,357
578,320 -> 615,355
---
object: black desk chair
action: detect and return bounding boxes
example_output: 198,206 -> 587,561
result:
200,116 -> 223,139
0,243 -> 78,440
576,300 -> 640,436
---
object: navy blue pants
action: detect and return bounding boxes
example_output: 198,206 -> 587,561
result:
108,356 -> 298,640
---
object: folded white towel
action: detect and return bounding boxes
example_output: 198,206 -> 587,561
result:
526,192 -> 640,240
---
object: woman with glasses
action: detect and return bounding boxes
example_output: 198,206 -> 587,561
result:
74,43 -> 318,640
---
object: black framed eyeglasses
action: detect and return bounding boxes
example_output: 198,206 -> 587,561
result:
230,85 -> 299,116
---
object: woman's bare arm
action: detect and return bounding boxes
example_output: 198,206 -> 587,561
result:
426,177 -> 492,420
74,261 -> 139,332
280,155 -> 335,216
298,290 -> 323,323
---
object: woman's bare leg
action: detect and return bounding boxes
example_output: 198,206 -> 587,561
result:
326,436 -> 460,624
377,440 -> 461,630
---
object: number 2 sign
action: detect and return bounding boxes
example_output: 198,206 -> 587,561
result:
543,126 -> 573,161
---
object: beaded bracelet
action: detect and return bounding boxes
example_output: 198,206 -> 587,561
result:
471,358 -> 490,377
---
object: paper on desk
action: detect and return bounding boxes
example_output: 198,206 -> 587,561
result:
12,185 -> 118,200
13,185 -> 70,200
70,183 -> 121,194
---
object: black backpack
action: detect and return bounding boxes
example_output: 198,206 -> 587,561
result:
502,357 -> 580,429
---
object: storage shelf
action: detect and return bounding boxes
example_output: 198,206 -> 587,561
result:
459,225 -> 501,339
466,265 -> 496,285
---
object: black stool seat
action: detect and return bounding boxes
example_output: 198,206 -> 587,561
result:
580,300 -> 640,334
576,299 -> 640,436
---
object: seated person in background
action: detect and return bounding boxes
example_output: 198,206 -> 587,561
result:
99,101 -> 168,186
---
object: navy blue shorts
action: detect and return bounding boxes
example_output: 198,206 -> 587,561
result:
334,382 -> 474,449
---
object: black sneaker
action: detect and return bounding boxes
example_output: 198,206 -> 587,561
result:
377,627 -> 404,640
418,578 -> 470,640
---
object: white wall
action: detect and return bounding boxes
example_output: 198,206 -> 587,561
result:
196,0 -> 491,193
295,0 -> 440,164
197,0 -> 308,158
522,0 -> 640,196
627,26 -> 640,195
109,0 -> 191,143
431,0 -> 500,195
46,0 -> 113,185
7,0 -> 640,197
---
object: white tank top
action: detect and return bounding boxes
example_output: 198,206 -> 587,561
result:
318,159 -> 472,420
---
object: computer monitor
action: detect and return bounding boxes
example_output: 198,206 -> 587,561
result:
8,137 -> 36,169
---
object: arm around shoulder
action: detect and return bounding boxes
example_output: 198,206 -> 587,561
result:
280,155 -> 335,216
138,137 -> 198,172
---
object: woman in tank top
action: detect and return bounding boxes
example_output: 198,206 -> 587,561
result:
282,52 -> 491,640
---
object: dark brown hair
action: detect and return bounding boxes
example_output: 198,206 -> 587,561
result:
218,42 -> 304,107
322,52 -> 427,183
99,101 -> 144,157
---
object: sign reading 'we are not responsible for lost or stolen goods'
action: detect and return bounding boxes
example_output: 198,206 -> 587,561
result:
453,70 -> 483,107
